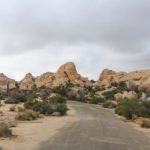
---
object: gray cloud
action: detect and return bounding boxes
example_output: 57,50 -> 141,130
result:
0,0 -> 150,80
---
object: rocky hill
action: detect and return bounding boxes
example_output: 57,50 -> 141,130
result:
0,73 -> 17,93
19,73 -> 35,90
2,63 -> 150,93
98,69 -> 150,92
0,62 -> 91,92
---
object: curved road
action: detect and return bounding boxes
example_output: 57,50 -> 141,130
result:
39,101 -> 150,150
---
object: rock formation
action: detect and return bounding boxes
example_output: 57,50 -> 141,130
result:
20,62 -> 92,90
98,69 -> 150,92
0,73 -> 16,93
19,73 -> 35,90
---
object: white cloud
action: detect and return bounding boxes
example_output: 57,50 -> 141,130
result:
0,0 -> 150,80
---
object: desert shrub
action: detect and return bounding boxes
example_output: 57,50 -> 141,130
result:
15,110 -> 40,121
5,94 -> 27,104
115,106 -> 125,116
117,82 -> 127,91
48,95 -> 66,104
52,85 -> 66,96
24,99 -> 36,109
32,102 -> 53,115
102,89 -> 118,100
102,101 -> 117,109
0,123 -> 12,137
5,98 -> 19,104
141,120 -> 150,128
141,101 -> 150,117
52,103 -> 68,116
12,95 -> 26,102
26,91 -> 37,101
115,98 -> 150,120
87,96 -> 105,104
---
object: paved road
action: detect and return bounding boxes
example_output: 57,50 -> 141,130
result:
39,101 -> 150,150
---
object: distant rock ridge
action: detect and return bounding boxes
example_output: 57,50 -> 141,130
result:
1,63 -> 150,92
98,68 -> 150,91
19,73 -> 35,90
17,62 -> 92,90
0,73 -> 16,91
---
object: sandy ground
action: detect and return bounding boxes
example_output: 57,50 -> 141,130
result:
0,104 -> 77,150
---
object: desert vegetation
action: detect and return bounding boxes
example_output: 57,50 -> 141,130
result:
115,98 -> 150,120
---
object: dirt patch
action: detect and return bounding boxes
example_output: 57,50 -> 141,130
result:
0,105 -> 77,150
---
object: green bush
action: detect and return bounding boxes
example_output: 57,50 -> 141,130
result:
102,101 -> 117,109
32,102 -> 53,115
115,106 -> 125,115
26,91 -> 38,101
5,98 -> 20,104
5,95 -> 27,104
115,98 -> 150,120
141,120 -> 150,128
52,103 -> 68,116
15,110 -> 40,121
48,95 -> 66,104
24,99 -> 36,109
102,89 -> 117,100
87,96 -> 105,104
52,85 -> 66,96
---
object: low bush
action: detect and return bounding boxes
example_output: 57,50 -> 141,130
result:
32,102 -> 53,115
102,101 -> 117,109
115,98 -> 150,120
102,89 -> 118,100
0,123 -> 12,137
5,98 -> 20,104
24,100 -> 36,109
48,95 -> 66,104
141,120 -> 150,128
52,85 -> 67,96
87,96 -> 105,104
5,95 -> 27,104
52,103 -> 68,116
15,110 -> 40,121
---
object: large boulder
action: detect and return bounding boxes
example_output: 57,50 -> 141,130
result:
35,62 -> 92,88
122,91 -> 138,99
56,62 -> 80,81
19,73 -> 35,90
35,72 -> 56,88
0,73 -> 17,93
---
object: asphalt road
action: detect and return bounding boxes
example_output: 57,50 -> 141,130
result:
39,101 -> 150,150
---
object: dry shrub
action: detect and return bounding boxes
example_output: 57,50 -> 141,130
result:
0,123 -> 12,137
16,110 -> 40,121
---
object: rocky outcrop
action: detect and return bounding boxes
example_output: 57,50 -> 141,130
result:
35,62 -> 92,88
19,73 -> 35,90
0,73 -> 16,92
35,72 -> 56,88
98,69 -> 150,91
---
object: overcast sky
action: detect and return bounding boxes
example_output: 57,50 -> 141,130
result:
0,0 -> 150,80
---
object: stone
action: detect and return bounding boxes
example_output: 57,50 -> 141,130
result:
19,73 -> 35,90
98,69 -> 150,92
0,73 -> 17,92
